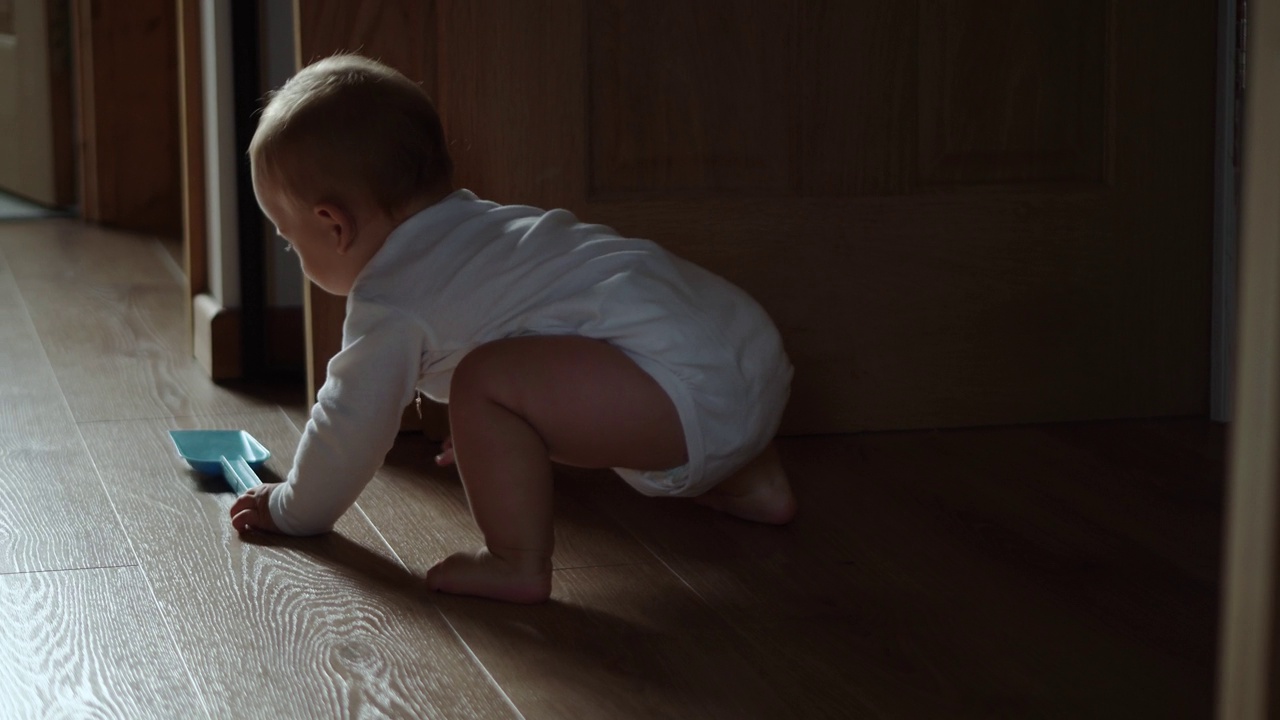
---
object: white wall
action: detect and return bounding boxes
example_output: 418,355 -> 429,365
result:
201,0 -> 238,309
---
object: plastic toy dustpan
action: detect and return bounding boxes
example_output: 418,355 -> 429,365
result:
169,429 -> 270,495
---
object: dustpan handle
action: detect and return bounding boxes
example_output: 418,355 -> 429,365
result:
219,456 -> 262,496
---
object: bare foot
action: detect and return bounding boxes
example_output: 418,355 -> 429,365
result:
425,547 -> 552,604
695,443 -> 797,524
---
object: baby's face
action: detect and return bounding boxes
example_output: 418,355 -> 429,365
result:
253,173 -> 359,296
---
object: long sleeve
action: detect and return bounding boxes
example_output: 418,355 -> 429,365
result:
268,301 -> 424,535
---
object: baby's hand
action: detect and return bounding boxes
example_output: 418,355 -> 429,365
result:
435,435 -> 455,467
230,483 -> 281,534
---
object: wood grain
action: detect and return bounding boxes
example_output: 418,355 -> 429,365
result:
918,0 -> 1108,184
0,246 -> 133,574
77,412 -> 518,719
798,0 -> 917,195
436,0 -> 584,208
587,0 -> 794,195
0,566 -> 205,719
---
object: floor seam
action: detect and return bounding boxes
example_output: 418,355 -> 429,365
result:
0,562 -> 140,578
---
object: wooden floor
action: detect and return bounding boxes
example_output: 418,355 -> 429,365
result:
0,219 -> 1226,719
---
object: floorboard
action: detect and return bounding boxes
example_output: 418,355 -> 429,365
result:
560,427 -> 1222,719
0,246 -> 133,574
1,224 -> 278,422
359,435 -> 798,718
430,565 -> 796,720
77,412 -> 519,719
362,434 -> 659,574
0,565 -> 206,719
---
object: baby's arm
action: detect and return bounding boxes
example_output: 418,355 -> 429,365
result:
233,303 -> 424,536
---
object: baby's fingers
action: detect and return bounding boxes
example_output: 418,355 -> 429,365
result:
435,436 -> 456,466
230,506 -> 260,534
229,486 -> 277,534
229,493 -> 254,519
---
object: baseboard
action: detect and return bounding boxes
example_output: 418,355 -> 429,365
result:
193,293 -> 241,379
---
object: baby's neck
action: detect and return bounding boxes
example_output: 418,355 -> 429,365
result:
352,186 -> 456,278
391,185 -> 456,226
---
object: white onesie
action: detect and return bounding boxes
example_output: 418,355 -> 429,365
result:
268,189 -> 792,536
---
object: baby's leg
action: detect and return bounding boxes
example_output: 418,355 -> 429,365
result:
426,336 -> 686,603
694,442 -> 797,525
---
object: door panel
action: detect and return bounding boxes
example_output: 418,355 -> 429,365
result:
587,1 -> 795,195
918,0 -> 1108,184
299,0 -> 1216,435
0,0 -> 72,207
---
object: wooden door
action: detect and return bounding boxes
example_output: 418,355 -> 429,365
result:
299,1 -> 1217,435
0,0 -> 73,207
72,0 -> 180,236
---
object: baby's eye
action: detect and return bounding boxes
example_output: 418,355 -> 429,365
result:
281,239 -> 294,253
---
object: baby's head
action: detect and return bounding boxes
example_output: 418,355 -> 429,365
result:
250,54 -> 453,295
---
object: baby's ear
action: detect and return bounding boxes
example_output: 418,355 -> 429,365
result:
313,203 -> 357,253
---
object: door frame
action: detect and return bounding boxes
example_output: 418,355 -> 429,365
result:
1215,0 -> 1280,715
179,0 -> 243,380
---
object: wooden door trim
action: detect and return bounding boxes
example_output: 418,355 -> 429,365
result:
178,0 -> 205,351
183,0 -> 243,380
1216,0 -> 1280,715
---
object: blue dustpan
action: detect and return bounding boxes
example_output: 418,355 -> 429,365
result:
169,429 -> 270,495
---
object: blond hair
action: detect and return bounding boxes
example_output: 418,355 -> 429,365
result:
250,54 -> 453,216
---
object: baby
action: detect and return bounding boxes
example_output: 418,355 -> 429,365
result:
230,54 -> 796,604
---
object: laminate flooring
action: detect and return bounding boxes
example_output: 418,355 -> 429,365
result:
0,219 -> 1226,719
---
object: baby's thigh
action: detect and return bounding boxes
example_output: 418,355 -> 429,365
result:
449,336 -> 687,471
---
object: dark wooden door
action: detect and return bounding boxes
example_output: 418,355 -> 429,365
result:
298,0 -> 1217,435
